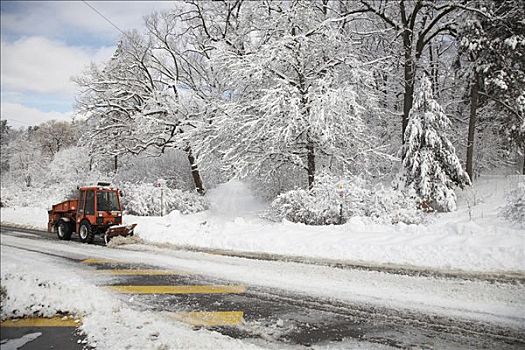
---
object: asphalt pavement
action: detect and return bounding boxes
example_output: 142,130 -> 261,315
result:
1,317 -> 84,350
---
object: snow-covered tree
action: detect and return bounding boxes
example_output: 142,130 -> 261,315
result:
34,120 -> 76,158
459,0 -> 525,175
198,2 -> 381,189
400,75 -> 470,212
75,30 -> 206,193
6,133 -> 45,187
1,120 -> 12,173
45,146 -> 91,186
351,1 -> 469,143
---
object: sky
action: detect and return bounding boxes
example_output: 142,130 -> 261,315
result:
0,1 -> 175,128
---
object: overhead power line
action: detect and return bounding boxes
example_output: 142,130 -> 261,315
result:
81,0 -> 128,37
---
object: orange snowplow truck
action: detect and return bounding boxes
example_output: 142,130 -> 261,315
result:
48,182 -> 136,244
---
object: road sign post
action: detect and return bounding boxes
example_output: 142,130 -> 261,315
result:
335,180 -> 350,225
154,179 -> 167,216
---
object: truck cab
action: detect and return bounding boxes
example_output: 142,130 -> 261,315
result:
75,185 -> 123,242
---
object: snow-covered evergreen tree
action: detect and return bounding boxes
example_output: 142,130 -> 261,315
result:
400,75 -> 470,212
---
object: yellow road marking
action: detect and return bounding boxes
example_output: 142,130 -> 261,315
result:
170,311 -> 244,326
96,269 -> 182,276
1,317 -> 80,328
109,285 -> 246,294
81,258 -> 125,264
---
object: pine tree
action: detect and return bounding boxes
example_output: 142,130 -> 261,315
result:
401,75 -> 470,212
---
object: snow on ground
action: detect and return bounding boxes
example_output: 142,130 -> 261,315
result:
1,176 -> 524,273
1,244 -> 263,350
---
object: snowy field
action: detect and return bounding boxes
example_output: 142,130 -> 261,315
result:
2,176 -> 523,273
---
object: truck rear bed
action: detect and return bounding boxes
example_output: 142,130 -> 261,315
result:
48,199 -> 78,232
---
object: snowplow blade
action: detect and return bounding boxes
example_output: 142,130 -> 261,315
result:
104,224 -> 137,243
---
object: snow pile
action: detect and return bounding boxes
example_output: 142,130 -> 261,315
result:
1,272 -> 89,320
1,247 -> 262,350
120,182 -> 209,216
106,235 -> 144,247
500,182 -> 525,227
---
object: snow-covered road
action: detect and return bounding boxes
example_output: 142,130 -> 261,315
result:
1,227 -> 524,349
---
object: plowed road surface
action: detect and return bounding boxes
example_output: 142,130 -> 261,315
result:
1,226 -> 524,349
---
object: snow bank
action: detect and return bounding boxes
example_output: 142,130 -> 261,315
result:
0,207 -> 48,230
1,246 -> 262,350
130,211 -> 524,273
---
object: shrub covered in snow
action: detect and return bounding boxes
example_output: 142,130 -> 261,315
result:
271,188 -> 340,225
367,185 -> 422,224
119,182 -> 208,216
500,182 -> 525,227
270,172 -> 422,225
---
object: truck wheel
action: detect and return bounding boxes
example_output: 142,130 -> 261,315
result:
56,219 -> 72,240
79,221 -> 95,244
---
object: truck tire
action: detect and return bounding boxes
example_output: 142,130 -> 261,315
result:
56,219 -> 72,240
79,221 -> 95,244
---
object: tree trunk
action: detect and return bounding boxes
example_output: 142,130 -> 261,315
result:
402,35 -> 415,144
429,43 -> 439,97
466,71 -> 479,180
522,147 -> 525,175
307,140 -> 315,190
185,145 -> 205,195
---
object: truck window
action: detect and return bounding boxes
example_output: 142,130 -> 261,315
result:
78,190 -> 85,214
85,190 -> 95,215
97,191 -> 120,212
